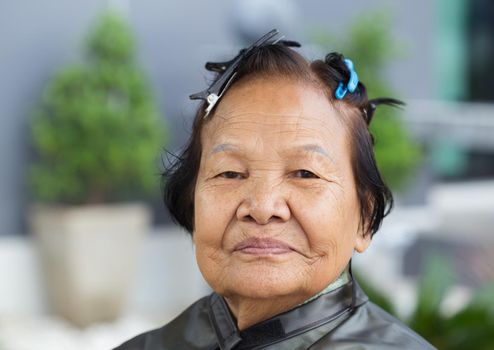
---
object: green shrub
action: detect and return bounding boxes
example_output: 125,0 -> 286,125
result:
358,255 -> 494,349
30,11 -> 167,204
408,256 -> 494,349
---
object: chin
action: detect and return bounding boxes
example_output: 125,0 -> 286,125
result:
217,264 -> 306,300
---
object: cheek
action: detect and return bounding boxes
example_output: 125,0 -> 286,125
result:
193,182 -> 238,248
291,184 -> 359,256
193,187 -> 225,286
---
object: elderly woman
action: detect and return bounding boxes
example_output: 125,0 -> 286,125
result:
115,30 -> 434,349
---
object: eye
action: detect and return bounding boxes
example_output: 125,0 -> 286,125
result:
293,169 -> 319,179
217,171 -> 245,179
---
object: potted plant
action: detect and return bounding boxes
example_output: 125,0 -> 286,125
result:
28,11 -> 167,327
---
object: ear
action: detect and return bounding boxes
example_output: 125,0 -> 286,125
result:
354,218 -> 371,253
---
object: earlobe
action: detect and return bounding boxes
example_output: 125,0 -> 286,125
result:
354,232 -> 371,253
354,219 -> 371,253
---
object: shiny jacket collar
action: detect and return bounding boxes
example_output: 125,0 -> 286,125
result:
207,278 -> 368,350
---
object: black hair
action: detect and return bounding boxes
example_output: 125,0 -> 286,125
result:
163,44 -> 400,237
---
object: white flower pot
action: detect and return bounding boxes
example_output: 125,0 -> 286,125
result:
29,203 -> 150,327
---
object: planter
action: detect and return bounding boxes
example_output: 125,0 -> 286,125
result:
29,203 -> 151,327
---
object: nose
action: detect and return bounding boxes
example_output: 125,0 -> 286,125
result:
236,177 -> 291,225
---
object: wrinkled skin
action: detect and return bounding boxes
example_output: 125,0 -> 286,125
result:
193,77 -> 371,330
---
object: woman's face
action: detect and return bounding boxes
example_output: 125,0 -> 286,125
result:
193,77 -> 370,302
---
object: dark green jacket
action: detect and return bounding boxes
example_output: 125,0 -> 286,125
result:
114,279 -> 435,349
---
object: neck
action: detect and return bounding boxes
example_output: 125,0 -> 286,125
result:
224,294 -> 306,331
223,267 -> 351,331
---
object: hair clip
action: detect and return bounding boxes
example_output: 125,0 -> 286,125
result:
335,58 -> 359,100
189,29 -> 301,118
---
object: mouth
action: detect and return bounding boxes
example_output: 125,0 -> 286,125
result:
233,237 -> 295,255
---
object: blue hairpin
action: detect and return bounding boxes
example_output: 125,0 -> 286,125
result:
335,58 -> 359,100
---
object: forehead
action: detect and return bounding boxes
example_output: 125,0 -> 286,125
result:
201,78 -> 349,153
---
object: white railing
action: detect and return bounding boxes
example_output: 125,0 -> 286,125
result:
402,99 -> 494,151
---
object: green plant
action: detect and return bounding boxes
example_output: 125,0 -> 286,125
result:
311,12 -> 421,191
30,11 -> 167,204
357,255 -> 494,349
408,256 -> 494,349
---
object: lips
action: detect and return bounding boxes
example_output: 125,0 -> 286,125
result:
234,237 -> 294,255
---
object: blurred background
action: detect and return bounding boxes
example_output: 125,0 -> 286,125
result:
1,0 -> 493,349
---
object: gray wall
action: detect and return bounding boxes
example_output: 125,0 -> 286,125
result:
0,0 -> 436,235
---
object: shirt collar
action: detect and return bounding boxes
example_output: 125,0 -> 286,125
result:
296,266 -> 351,307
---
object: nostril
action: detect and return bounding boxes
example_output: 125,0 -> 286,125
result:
243,213 -> 285,225
245,215 -> 255,222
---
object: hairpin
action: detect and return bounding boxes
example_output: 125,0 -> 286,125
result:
335,58 -> 359,100
189,29 -> 301,118
364,98 -> 405,124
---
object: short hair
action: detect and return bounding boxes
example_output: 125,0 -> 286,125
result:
163,44 -> 396,237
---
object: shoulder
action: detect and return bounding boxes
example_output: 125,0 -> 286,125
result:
313,300 -> 436,349
112,295 -> 216,350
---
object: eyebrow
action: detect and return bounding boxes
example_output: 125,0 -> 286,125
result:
209,143 -> 335,163
299,144 -> 335,163
210,143 -> 239,155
